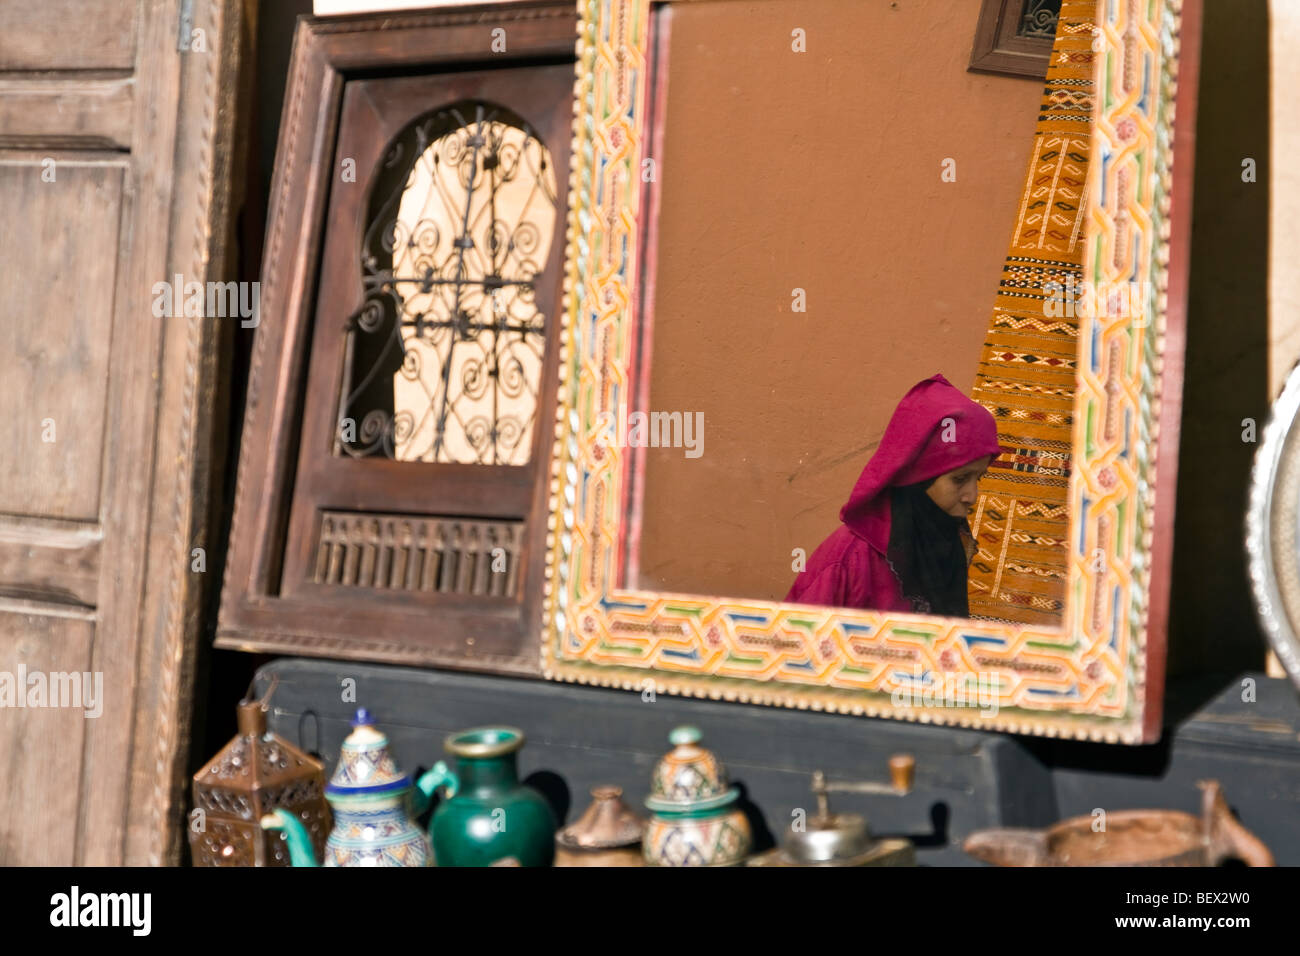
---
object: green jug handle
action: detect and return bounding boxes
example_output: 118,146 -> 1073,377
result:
413,760 -> 459,817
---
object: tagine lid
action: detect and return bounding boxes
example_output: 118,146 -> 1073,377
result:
327,708 -> 411,796
558,786 -> 644,850
646,726 -> 739,813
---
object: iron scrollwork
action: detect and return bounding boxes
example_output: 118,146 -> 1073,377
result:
337,100 -> 558,465
1018,0 -> 1062,40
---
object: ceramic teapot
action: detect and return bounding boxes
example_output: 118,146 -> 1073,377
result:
261,708 -> 434,867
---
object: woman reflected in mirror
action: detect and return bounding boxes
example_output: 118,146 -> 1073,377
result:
785,373 -> 1007,617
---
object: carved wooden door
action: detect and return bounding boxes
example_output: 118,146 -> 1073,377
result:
0,0 -> 239,864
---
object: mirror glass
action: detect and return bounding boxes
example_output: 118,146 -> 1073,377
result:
627,0 -> 1077,622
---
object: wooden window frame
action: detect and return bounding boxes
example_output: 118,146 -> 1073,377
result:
216,1 -> 577,675
968,0 -> 1060,79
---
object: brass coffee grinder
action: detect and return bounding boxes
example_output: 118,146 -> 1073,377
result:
749,754 -> 917,866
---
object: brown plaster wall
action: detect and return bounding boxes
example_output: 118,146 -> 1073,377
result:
635,0 -> 1044,602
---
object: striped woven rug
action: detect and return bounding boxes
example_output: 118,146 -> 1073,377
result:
968,0 -> 1096,626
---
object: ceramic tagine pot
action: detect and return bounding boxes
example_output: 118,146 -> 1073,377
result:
260,708 -> 433,867
642,726 -> 753,866
424,726 -> 557,867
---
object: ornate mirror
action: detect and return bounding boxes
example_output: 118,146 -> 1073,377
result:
542,0 -> 1202,742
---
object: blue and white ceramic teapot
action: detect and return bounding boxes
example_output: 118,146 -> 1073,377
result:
261,708 -> 434,867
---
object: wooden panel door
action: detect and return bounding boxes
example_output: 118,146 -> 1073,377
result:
0,0 -> 241,865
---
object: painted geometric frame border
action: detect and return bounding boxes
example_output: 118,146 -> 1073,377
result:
543,0 -> 1200,743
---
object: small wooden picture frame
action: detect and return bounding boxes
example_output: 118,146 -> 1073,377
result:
969,0 -> 1062,79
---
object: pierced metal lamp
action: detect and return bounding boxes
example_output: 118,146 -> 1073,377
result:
188,694 -> 331,866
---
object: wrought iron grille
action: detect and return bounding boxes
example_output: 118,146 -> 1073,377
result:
1017,0 -> 1062,39
337,100 -> 558,465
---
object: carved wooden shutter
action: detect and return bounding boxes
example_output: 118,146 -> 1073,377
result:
217,4 -> 576,674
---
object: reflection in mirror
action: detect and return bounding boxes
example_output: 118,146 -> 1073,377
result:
1019,0 -> 1063,39
784,374 -> 1003,617
627,0 -> 1084,623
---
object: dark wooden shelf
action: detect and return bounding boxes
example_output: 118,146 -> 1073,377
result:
257,661 -> 1300,865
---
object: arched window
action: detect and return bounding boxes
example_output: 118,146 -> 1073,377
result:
339,102 -> 558,465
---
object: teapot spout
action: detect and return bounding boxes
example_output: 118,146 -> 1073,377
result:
261,808 -> 319,867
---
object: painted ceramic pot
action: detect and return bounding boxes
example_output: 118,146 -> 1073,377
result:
643,806 -> 752,867
648,725 -> 735,808
643,726 -> 752,866
262,708 -> 432,867
425,727 -> 557,867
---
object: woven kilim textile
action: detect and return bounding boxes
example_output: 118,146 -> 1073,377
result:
968,0 -> 1096,626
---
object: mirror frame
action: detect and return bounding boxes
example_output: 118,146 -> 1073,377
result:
543,0 -> 1200,743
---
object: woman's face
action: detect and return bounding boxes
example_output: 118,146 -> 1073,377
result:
926,455 -> 992,518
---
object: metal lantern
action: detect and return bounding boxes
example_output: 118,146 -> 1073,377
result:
189,697 -> 331,866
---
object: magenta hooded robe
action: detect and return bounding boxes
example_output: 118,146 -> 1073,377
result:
784,373 -> 1008,613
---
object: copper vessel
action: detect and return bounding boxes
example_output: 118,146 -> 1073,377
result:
555,786 -> 644,866
963,780 -> 1274,867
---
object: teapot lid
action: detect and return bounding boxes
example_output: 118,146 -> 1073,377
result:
646,726 -> 739,813
327,708 -> 411,797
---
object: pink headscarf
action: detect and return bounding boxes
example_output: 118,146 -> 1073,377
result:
841,374 -> 1009,543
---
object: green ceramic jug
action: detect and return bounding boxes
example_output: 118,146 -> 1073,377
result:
422,727 -> 556,867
